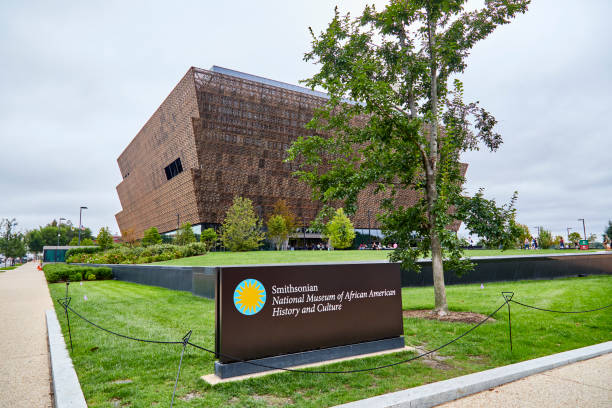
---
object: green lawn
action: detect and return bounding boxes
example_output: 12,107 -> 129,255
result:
49,276 -> 612,407
0,265 -> 18,271
156,248 -> 598,266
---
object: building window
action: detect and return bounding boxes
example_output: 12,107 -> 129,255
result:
164,158 -> 183,181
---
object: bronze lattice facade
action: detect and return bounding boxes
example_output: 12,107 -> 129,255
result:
115,66 -> 466,238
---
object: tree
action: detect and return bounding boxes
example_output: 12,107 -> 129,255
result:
25,229 -> 44,253
568,232 -> 581,245
325,208 -> 355,249
96,227 -> 113,250
605,220 -> 612,240
200,228 -> 218,250
267,215 -> 289,250
0,219 -> 26,265
553,235 -> 563,246
587,233 -> 598,243
81,238 -> 94,246
288,0 -> 528,315
142,227 -> 162,247
121,229 -> 138,246
176,222 -> 196,245
515,223 -> 530,247
537,227 -> 553,249
271,200 -> 297,233
221,196 -> 265,252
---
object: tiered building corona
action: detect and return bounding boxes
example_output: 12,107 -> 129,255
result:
115,66 -> 465,238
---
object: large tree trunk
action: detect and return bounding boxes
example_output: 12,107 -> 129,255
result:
426,8 -> 449,316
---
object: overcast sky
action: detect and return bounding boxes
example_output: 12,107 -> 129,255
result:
0,0 -> 610,241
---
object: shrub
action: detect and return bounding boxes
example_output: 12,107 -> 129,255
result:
200,228 -> 217,249
65,242 -> 207,264
65,246 -> 102,261
142,227 -> 162,247
43,264 -> 113,283
86,273 -> 96,281
176,223 -> 196,245
69,272 -> 83,282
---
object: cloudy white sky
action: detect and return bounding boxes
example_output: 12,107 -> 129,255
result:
0,0 -> 610,241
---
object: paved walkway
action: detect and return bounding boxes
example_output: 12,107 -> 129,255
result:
438,353 -> 612,408
0,262 -> 53,408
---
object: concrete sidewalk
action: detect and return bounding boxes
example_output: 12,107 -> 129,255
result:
0,262 -> 54,408
438,353 -> 612,408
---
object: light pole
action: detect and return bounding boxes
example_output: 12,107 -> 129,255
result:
566,227 -> 572,241
367,210 -> 371,246
78,206 -> 88,245
56,217 -> 66,262
577,219 -> 586,240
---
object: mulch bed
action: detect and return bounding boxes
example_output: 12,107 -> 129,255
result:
403,309 -> 494,324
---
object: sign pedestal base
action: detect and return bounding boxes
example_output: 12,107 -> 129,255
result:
214,336 -> 405,379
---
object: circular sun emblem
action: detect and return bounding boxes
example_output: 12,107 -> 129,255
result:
234,279 -> 266,315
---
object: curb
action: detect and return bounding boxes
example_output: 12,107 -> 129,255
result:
333,341 -> 612,408
46,309 -> 88,408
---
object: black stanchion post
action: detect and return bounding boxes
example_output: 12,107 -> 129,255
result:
62,280 -> 74,352
501,292 -> 514,352
171,330 -> 192,408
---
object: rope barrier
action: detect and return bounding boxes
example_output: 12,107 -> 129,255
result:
58,296 -> 507,374
509,299 -> 612,314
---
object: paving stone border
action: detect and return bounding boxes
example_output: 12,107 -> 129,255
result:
333,341 -> 612,408
46,309 -> 87,408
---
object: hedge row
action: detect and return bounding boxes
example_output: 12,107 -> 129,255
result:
66,242 -> 207,264
43,264 -> 113,283
65,246 -> 103,259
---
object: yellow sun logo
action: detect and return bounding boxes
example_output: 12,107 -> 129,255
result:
234,279 -> 266,315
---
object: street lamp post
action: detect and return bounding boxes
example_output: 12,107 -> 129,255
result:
367,210 -> 371,247
566,227 -> 572,241
78,206 -> 88,245
577,219 -> 586,240
56,217 -> 66,262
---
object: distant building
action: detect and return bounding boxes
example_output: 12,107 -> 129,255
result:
115,66 -> 467,238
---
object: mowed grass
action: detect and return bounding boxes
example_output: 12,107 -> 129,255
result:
49,276 -> 612,408
156,248 -> 597,266
0,265 -> 19,271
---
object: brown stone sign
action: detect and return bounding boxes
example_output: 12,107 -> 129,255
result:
215,263 -> 404,363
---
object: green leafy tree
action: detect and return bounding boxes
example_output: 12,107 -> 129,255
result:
221,197 -> 265,252
25,229 -> 44,253
175,222 -> 196,246
568,232 -> 581,245
272,199 -> 297,234
0,219 -> 26,264
142,227 -> 162,247
605,220 -> 612,240
537,227 -> 553,249
515,223 -> 530,248
200,228 -> 218,250
553,235 -> 563,246
80,238 -> 94,246
325,208 -> 355,249
267,215 -> 289,250
96,227 -> 113,250
289,0 -> 529,314
587,233 -> 598,243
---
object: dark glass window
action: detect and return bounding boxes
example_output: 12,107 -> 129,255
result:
164,158 -> 183,181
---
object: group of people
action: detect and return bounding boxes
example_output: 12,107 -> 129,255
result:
524,237 -> 537,250
358,242 -> 398,250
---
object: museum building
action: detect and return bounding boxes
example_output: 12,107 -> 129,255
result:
115,66 -> 465,239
